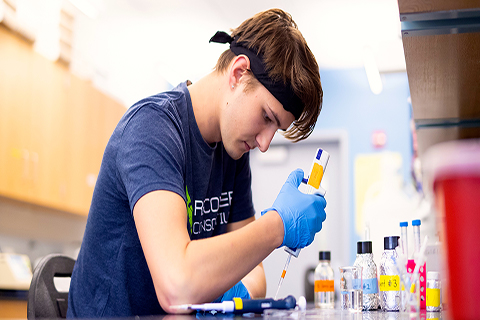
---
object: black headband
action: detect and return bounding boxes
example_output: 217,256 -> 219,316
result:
209,31 -> 304,120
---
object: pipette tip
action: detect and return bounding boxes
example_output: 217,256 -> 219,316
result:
170,304 -> 191,311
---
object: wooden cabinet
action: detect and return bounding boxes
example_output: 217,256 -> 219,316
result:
0,26 -> 33,204
397,1 -> 480,157
0,26 -> 125,216
398,0 -> 480,14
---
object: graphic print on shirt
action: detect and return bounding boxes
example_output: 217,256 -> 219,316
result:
186,185 -> 234,237
186,185 -> 193,234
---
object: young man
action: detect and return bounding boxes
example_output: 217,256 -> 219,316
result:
68,8 -> 325,317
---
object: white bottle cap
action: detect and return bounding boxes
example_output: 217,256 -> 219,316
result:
427,271 -> 440,280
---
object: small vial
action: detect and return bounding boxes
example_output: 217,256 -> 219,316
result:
379,236 -> 401,311
354,241 -> 379,310
314,251 -> 334,309
426,271 -> 441,312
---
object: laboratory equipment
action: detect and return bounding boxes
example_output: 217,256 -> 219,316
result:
410,219 -> 426,309
274,148 -> 330,299
353,241 -> 379,310
412,219 -> 422,256
0,253 -> 32,290
171,295 -> 299,314
314,251 -> 334,309
379,236 -> 401,311
409,235 -> 429,312
399,221 -> 408,258
399,221 -> 408,312
274,253 -> 292,300
423,139 -> 480,319
426,271 -> 441,312
339,266 -> 363,312
394,246 -> 417,313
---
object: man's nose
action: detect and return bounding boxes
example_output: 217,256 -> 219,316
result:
256,127 -> 277,153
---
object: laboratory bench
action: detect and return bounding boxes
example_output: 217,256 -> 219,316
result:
0,304 -> 449,320
121,309 -> 447,320
0,289 -> 28,319
158,310 -> 447,320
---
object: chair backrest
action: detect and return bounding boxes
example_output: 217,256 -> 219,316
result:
304,267 -> 315,303
27,254 -> 76,320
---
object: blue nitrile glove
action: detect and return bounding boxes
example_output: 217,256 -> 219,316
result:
261,168 -> 327,249
212,281 -> 251,302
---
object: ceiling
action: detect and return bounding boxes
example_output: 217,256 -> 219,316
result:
68,0 -> 406,106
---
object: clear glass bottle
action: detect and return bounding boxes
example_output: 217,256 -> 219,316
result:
314,251 -> 335,308
379,236 -> 401,311
353,241 -> 379,310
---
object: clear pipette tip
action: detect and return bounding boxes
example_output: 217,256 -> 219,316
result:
274,254 -> 292,299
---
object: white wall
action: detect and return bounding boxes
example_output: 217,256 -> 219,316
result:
0,197 -> 85,267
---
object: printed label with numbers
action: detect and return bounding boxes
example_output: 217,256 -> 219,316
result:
379,275 -> 400,291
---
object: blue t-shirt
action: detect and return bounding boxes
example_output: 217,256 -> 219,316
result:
67,82 -> 255,317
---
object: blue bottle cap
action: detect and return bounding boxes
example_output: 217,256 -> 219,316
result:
412,219 -> 421,226
400,221 -> 408,227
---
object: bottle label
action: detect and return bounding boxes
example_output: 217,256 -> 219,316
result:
426,288 -> 440,307
362,277 -> 378,294
353,279 -> 362,290
314,280 -> 334,292
379,275 -> 400,291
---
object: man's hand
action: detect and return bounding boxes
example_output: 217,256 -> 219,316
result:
261,169 -> 327,249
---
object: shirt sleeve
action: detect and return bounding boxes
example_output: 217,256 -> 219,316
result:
228,152 -> 255,223
116,103 -> 187,213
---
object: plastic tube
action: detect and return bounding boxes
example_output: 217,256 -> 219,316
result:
412,219 -> 421,256
400,221 -> 409,258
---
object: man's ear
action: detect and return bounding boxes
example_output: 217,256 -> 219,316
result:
229,55 -> 250,88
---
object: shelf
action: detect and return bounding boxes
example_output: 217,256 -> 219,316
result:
398,0 -> 480,15
403,32 -> 480,120
397,0 -> 480,157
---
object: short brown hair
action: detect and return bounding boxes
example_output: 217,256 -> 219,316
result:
214,8 -> 323,142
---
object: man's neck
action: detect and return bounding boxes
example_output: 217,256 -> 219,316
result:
187,72 -> 223,144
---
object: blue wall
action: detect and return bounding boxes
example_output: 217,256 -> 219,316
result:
312,68 -> 412,262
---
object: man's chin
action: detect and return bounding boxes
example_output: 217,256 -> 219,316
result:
224,146 -> 245,160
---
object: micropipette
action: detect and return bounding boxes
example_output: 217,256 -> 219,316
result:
171,295 -> 298,314
274,148 -> 330,299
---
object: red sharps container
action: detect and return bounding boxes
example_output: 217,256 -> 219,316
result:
423,139 -> 480,319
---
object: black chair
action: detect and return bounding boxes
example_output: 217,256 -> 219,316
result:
27,254 -> 76,319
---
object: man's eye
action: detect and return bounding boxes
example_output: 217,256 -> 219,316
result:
264,113 -> 272,122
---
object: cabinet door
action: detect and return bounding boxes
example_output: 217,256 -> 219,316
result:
0,28 -> 34,202
28,53 -> 70,209
0,27 -> 126,215
62,75 -> 90,215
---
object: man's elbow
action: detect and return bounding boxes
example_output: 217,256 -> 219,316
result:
154,273 -> 197,313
